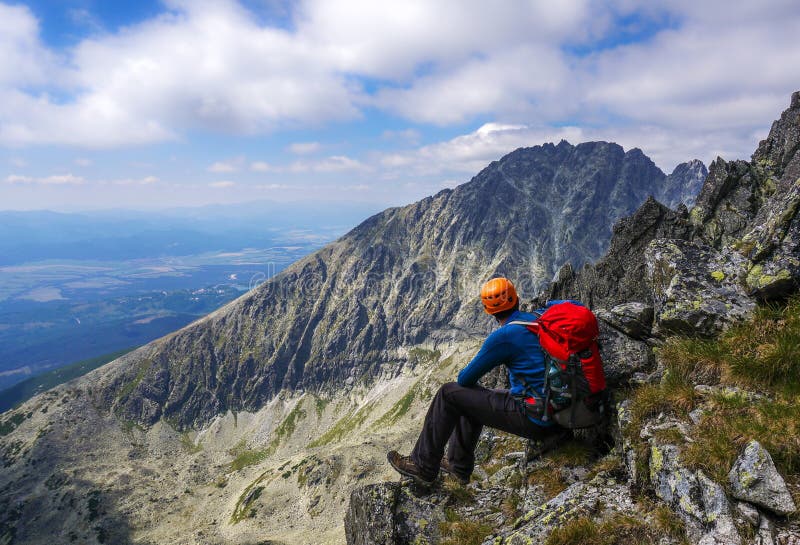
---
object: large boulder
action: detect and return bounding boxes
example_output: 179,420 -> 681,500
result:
596,302 -> 654,340
645,239 -> 755,337
728,440 -> 797,516
344,482 -> 446,545
344,483 -> 399,545
597,320 -> 654,386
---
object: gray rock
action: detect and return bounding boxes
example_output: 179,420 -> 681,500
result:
489,465 -> 517,486
645,239 -> 755,337
735,501 -> 760,527
344,482 -> 446,545
728,440 -> 797,516
344,483 -> 399,545
539,197 -> 696,310
685,410 -> 705,429
489,475 -> 638,545
596,302 -> 654,339
598,320 -> 655,386
650,444 -> 741,545
756,514 -> 776,545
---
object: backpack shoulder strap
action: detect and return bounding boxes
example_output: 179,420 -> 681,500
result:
507,320 -> 537,326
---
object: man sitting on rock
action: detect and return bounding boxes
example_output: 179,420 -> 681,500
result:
388,277 -> 568,487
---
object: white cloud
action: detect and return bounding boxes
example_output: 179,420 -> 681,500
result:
0,0 -> 797,182
378,123 -> 585,175
254,183 -> 291,190
104,175 -> 159,185
0,1 -> 360,147
305,155 -> 366,173
249,155 -> 367,174
208,156 -> 246,173
209,180 -> 235,188
6,173 -> 85,185
287,141 -> 320,154
250,161 -> 273,172
0,4 -> 57,86
74,158 -> 92,166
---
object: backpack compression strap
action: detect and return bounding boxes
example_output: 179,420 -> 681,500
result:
508,320 -> 539,331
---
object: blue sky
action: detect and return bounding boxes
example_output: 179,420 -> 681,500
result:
1,0 -> 799,211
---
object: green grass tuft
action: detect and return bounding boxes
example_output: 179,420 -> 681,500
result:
658,295 -> 800,395
623,296 -> 800,497
544,513 -> 657,545
439,515 -> 492,545
682,394 -> 800,485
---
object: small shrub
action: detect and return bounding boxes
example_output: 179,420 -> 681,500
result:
547,440 -> 595,467
501,491 -> 522,519
180,432 -> 202,454
625,382 -> 698,435
586,454 -> 624,480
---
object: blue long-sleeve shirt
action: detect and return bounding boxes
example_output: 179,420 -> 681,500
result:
458,309 -> 546,396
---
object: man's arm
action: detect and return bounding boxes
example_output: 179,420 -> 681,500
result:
457,329 -> 513,386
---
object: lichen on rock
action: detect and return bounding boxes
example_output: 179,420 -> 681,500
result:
728,440 -> 797,517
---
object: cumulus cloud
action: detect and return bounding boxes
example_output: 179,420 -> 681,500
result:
254,183 -> 292,190
0,1 -> 360,147
0,0 -> 797,179
378,123 -> 582,175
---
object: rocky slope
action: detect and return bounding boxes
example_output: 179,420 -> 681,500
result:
345,92 -> 800,545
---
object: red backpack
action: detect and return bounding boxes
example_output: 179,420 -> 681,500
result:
510,301 -> 607,428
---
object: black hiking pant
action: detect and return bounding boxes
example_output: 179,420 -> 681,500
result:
410,382 -> 560,481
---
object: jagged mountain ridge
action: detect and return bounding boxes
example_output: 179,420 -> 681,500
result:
545,92 -> 800,311
96,141 -> 702,429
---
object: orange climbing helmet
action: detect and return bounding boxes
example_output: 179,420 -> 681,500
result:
480,277 -> 518,315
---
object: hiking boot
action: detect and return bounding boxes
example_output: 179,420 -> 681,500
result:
526,429 -> 572,461
387,451 -> 435,487
440,458 -> 469,486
